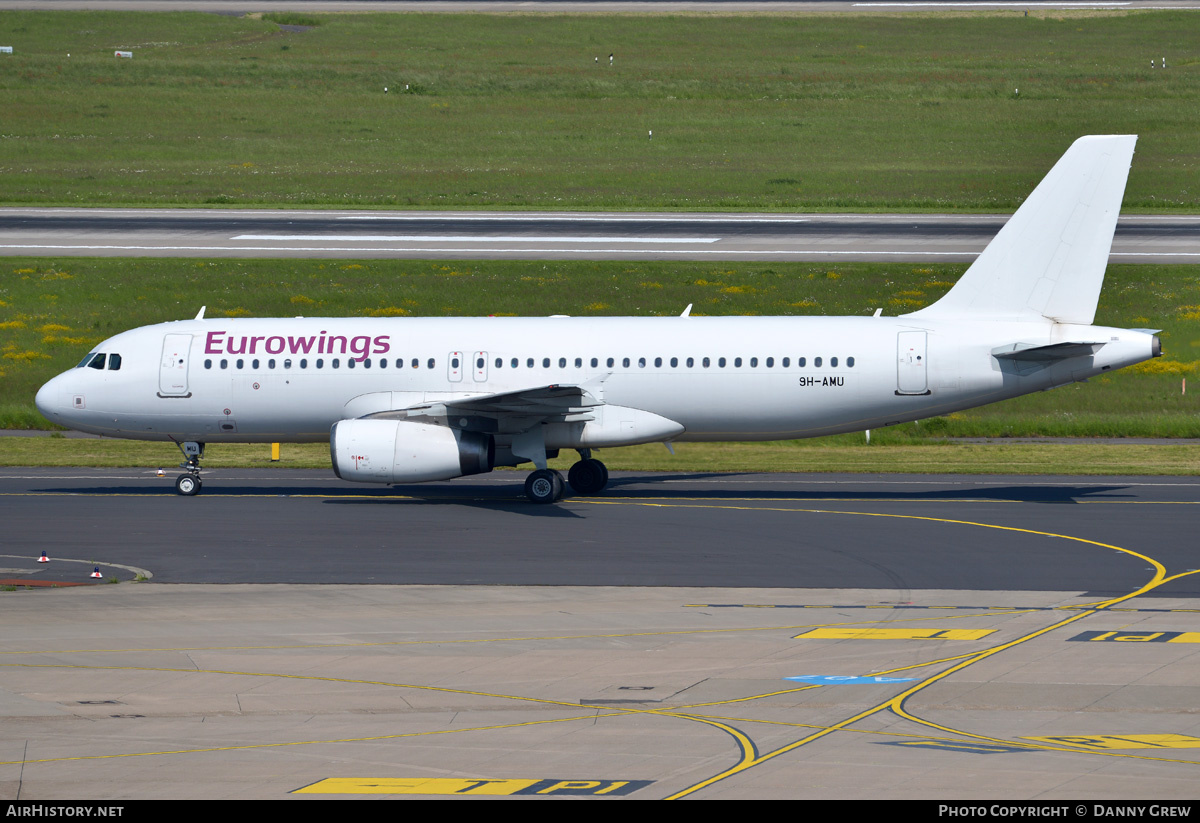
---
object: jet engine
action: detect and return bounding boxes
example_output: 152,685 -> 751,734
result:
330,419 -> 494,484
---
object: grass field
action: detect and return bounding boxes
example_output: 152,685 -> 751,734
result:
1,10 -> 1198,210
3,257 -> 1199,439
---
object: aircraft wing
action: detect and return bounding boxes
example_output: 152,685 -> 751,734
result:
422,384 -> 601,416
364,382 -> 604,434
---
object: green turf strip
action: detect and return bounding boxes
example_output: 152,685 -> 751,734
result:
1,10 -> 1198,210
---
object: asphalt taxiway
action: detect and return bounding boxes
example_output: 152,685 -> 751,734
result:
3,469 -> 1200,799
4,468 -> 1200,592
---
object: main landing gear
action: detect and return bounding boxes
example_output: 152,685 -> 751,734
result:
173,441 -> 205,496
524,450 -> 609,504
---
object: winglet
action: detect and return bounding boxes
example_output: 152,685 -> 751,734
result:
908,135 -> 1136,325
194,306 -> 206,320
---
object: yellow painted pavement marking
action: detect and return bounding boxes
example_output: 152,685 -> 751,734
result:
1022,734 -> 1200,750
294,778 -> 536,796
293,777 -> 650,796
795,628 -> 996,640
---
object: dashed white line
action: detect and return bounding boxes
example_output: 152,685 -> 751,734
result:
232,234 -> 722,243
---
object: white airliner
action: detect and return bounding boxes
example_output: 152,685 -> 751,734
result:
36,135 -> 1160,503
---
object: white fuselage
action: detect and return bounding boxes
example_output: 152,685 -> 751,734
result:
35,314 -> 1158,448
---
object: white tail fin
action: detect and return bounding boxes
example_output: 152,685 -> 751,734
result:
908,135 -> 1136,324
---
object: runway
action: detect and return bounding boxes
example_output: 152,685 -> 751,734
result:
3,468 -> 1200,799
3,208 -> 1199,263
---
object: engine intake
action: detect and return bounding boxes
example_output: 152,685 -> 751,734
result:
331,419 -> 494,484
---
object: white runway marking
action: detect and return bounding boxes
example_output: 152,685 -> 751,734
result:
339,215 -> 812,223
232,234 -> 721,244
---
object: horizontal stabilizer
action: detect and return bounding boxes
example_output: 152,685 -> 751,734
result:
909,135 -> 1136,325
991,341 -> 1104,362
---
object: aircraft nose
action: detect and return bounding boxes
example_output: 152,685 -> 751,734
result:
35,373 -> 69,424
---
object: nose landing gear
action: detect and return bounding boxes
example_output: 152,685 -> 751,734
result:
174,441 -> 204,496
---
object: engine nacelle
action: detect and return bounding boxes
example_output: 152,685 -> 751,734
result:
330,419 -> 493,484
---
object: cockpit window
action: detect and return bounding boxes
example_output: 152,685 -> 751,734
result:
107,353 -> 121,371
77,352 -> 98,368
86,353 -> 106,370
